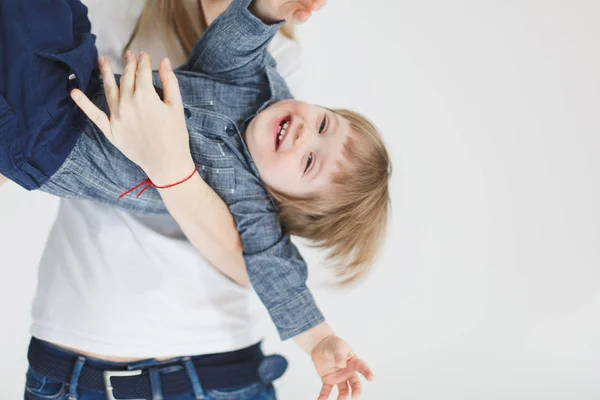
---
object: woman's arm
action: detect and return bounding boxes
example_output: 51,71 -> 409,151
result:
73,53 -> 248,285
156,172 -> 249,286
0,173 -> 7,186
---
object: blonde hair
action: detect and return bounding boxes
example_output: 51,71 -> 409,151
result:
270,109 -> 391,285
125,0 -> 294,59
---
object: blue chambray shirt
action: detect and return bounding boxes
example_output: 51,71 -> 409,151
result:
41,0 -> 325,339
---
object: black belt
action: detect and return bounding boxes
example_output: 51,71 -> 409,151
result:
28,338 -> 287,399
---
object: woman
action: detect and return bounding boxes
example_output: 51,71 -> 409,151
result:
22,1 -> 306,399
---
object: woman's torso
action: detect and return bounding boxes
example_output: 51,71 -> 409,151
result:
31,0 -> 303,362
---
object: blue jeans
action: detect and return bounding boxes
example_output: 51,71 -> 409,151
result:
25,340 -> 279,400
24,368 -> 276,400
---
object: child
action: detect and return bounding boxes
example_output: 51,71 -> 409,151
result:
0,0 -> 389,395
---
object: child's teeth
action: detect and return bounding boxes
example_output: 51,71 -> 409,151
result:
283,122 -> 288,128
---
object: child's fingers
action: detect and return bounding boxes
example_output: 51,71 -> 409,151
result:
311,0 -> 326,10
158,58 -> 183,110
321,358 -> 372,386
337,382 -> 350,400
135,51 -> 154,92
348,373 -> 362,399
98,57 -> 119,114
70,89 -> 112,142
120,50 -> 138,99
324,340 -> 351,369
298,0 -> 325,12
318,383 -> 333,400
350,358 -> 374,382
292,9 -> 311,24
280,2 -> 308,23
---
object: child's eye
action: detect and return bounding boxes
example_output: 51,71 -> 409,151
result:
319,115 -> 328,134
304,153 -> 314,173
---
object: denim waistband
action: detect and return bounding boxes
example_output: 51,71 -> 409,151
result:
28,336 -> 288,398
33,336 -> 263,370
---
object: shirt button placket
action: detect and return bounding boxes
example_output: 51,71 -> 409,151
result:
225,125 -> 236,136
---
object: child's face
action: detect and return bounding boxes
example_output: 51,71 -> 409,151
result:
244,100 -> 352,198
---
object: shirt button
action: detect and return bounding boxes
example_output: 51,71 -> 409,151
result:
225,125 -> 236,136
184,108 -> 192,119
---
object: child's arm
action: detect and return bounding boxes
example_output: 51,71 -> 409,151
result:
73,15 -> 373,397
295,322 -> 375,400
72,54 -> 249,286
0,173 -> 7,187
181,0 -> 318,81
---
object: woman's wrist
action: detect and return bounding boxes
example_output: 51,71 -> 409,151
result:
143,154 -> 196,187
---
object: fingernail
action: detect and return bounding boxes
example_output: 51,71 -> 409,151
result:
125,50 -> 132,59
164,58 -> 172,71
71,89 -> 81,101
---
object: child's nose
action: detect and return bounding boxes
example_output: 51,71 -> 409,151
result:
293,123 -> 306,146
293,122 -> 317,148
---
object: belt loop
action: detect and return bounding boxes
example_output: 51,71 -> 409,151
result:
67,356 -> 86,400
149,367 -> 164,400
183,357 -> 205,399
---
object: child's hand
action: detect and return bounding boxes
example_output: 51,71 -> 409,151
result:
251,0 -> 325,24
311,335 -> 374,399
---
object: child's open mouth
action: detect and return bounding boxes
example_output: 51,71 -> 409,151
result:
274,116 -> 292,151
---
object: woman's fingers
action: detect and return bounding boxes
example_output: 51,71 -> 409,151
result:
70,89 -> 112,142
159,58 -> 183,110
135,51 -> 154,92
120,50 -> 138,99
98,57 -> 119,114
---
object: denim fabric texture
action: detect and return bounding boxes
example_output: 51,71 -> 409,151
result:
0,0 -> 324,339
25,338 -> 281,400
0,0 -> 98,189
25,367 -> 276,400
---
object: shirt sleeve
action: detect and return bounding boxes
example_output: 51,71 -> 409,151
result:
228,197 -> 325,340
181,0 -> 283,82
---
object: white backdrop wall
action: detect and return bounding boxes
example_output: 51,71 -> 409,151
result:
1,1 -> 599,399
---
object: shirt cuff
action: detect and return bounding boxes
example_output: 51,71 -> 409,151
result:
269,289 -> 326,340
234,0 -> 285,36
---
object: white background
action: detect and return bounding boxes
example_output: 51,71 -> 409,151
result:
2,0 -> 600,399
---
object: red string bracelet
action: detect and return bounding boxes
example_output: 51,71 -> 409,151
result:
118,166 -> 198,200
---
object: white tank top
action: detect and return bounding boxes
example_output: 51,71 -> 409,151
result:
30,0 -> 304,358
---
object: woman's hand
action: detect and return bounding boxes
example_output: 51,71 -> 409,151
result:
250,0 -> 326,25
71,51 -> 194,186
71,52 -> 249,287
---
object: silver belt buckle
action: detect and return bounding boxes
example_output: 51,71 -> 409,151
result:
103,369 -> 143,400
